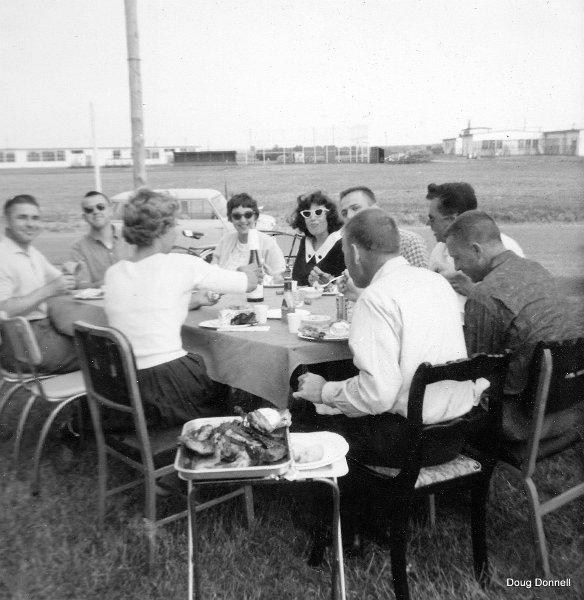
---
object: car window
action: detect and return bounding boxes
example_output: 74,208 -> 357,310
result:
181,198 -> 216,220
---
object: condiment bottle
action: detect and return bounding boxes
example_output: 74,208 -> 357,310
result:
336,292 -> 347,321
246,228 -> 264,303
281,277 -> 295,324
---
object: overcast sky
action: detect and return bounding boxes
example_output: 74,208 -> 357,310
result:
1,0 -> 583,149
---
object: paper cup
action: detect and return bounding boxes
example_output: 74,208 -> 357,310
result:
254,304 -> 268,325
287,312 -> 302,333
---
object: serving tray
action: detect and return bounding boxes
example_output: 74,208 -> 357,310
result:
174,416 -> 292,480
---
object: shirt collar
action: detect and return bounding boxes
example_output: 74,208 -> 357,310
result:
487,250 -> 515,272
1,234 -> 31,255
88,224 -> 119,242
304,229 -> 342,263
369,255 -> 409,284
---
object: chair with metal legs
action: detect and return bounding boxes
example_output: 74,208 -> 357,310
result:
73,321 -> 255,570
0,312 -> 85,494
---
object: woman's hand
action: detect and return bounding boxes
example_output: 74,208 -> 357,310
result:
238,263 -> 262,292
308,266 -> 331,287
188,290 -> 222,310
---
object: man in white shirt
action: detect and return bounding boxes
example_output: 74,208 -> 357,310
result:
294,207 -> 475,468
0,195 -> 77,373
426,182 -> 524,305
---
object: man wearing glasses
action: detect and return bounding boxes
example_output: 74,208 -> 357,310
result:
69,191 -> 134,288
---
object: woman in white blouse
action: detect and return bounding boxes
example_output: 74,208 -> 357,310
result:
212,193 -> 286,281
104,189 -> 259,429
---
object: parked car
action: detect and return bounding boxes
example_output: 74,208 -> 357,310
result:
111,188 -> 276,256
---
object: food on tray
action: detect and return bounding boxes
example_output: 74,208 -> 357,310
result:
298,314 -> 332,339
178,407 -> 290,470
329,320 -> 350,337
245,407 -> 292,434
218,305 -> 257,326
298,286 -> 323,300
292,443 -> 324,464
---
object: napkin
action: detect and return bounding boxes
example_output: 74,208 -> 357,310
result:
217,326 -> 271,332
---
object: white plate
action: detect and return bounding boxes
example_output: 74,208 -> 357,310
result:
73,289 -> 104,300
199,319 -> 251,330
264,283 -> 284,288
297,333 -> 349,343
267,308 -> 281,319
290,432 -> 349,470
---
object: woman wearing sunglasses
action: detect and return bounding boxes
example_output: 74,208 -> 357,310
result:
289,191 -> 344,286
212,193 -> 286,280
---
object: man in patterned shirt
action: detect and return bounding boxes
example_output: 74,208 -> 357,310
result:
446,210 -> 581,441
309,185 -> 429,287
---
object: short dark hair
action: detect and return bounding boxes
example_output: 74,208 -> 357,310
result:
344,207 -> 400,254
288,190 -> 343,239
84,190 -> 110,203
426,182 -> 477,216
4,194 -> 39,217
339,186 -> 376,203
445,210 -> 502,246
227,193 -> 259,221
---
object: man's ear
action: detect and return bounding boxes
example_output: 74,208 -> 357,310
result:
471,242 -> 483,259
351,242 -> 362,265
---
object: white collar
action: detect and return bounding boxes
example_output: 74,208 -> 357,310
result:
304,230 -> 342,263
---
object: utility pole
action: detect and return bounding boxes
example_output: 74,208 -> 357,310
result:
312,127 -> 316,164
124,0 -> 146,188
90,103 -> 102,192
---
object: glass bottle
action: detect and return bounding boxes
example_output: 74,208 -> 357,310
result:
246,229 -> 264,303
281,277 -> 295,324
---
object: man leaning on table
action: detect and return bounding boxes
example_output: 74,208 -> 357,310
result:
0,194 -> 78,374
294,207 -> 480,467
69,191 -> 134,288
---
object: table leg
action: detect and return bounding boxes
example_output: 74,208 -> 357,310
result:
188,482 -> 202,600
313,478 -> 346,600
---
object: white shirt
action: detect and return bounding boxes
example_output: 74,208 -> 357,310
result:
0,236 -> 61,320
429,233 -> 525,314
213,230 -> 286,275
105,253 -> 247,370
321,257 -> 476,423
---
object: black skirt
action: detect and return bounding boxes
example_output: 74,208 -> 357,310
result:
137,352 -> 229,428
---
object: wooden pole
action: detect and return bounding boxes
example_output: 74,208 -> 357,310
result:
124,0 -> 147,188
90,103 -> 102,191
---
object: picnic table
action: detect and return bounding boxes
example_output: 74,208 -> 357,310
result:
47,288 -> 352,407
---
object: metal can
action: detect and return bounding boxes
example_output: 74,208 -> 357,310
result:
336,293 -> 347,321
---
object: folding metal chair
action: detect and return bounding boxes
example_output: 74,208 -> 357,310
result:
484,338 -> 584,578
73,321 -> 254,569
333,353 -> 509,600
0,312 -> 85,494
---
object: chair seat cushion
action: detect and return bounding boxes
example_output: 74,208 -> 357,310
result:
42,370 -> 85,399
365,454 -> 482,488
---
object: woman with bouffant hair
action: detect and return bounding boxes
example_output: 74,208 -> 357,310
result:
289,190 -> 344,286
103,189 -> 260,428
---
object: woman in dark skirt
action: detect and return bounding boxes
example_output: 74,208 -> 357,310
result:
289,191 -> 344,286
103,189 -> 259,429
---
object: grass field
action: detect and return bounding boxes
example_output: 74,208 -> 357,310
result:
1,155 -> 583,227
1,158 -> 584,599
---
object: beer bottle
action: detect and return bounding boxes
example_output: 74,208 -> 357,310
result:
281,277 -> 295,324
246,229 -> 264,303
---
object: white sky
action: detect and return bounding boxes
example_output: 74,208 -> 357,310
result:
1,0 -> 583,149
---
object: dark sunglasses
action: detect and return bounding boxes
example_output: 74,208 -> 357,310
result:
300,207 -> 329,219
231,210 -> 255,220
83,203 -> 107,215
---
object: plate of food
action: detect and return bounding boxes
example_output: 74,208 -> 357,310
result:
175,407 -> 293,479
73,288 -> 105,300
290,431 -> 349,470
199,320 -> 251,330
297,316 -> 349,342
